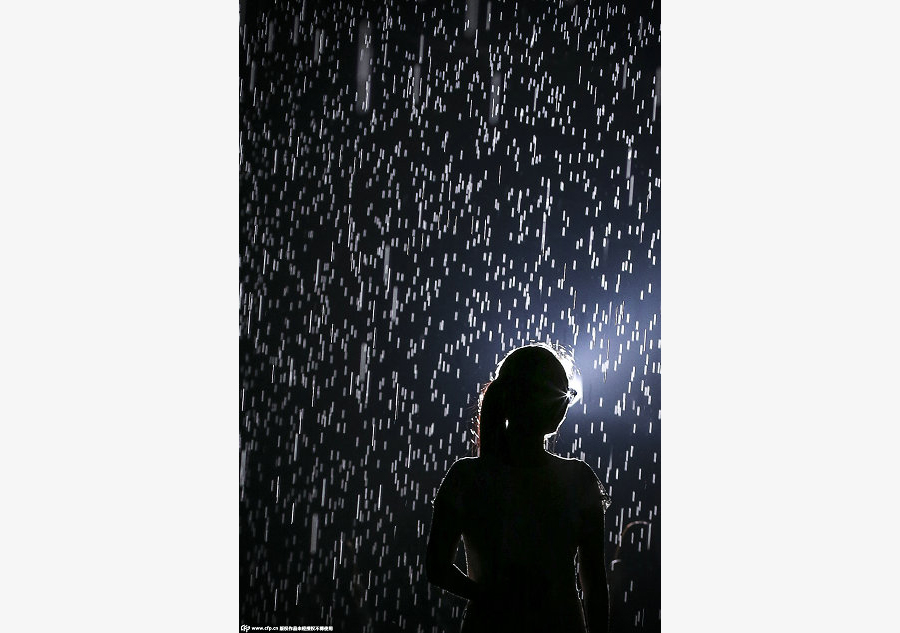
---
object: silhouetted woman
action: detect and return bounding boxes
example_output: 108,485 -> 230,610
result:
426,344 -> 610,633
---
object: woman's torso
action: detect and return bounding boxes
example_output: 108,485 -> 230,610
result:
451,454 -> 589,633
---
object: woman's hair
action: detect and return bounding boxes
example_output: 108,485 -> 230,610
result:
475,343 -> 576,457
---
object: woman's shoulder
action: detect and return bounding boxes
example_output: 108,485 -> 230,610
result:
548,454 -> 597,478
549,456 -> 608,501
441,457 -> 479,484
556,457 -> 610,511
443,455 -> 510,488
447,456 -> 480,471
434,458 -> 479,510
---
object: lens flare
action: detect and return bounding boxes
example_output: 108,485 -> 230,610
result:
567,370 -> 583,407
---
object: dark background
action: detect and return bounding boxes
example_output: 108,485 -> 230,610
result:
240,0 -> 661,630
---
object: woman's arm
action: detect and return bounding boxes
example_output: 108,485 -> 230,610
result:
577,463 -> 610,633
425,463 -> 481,601
425,533 -> 481,601
578,512 -> 609,633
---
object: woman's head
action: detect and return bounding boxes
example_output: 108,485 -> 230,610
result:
476,343 -> 576,456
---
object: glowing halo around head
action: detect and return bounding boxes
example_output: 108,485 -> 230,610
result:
545,344 -> 581,408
